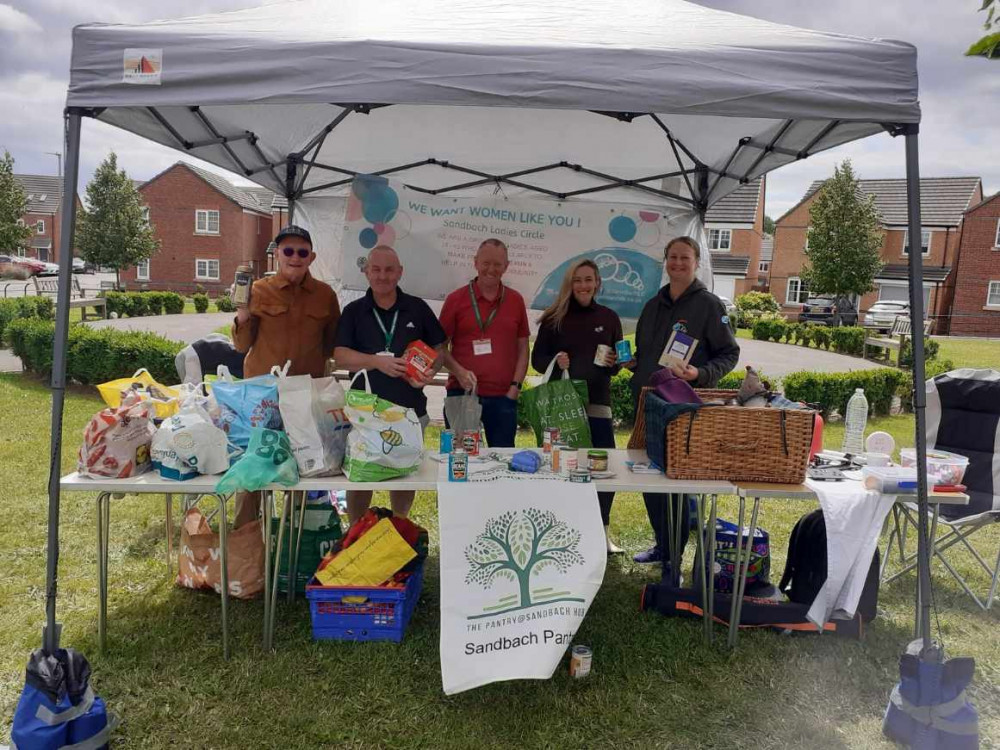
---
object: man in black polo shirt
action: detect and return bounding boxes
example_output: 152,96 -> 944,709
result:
334,245 -> 447,522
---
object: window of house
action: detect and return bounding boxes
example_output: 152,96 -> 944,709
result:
708,228 -> 732,251
136,259 -> 150,281
786,276 -> 810,304
759,260 -> 770,274
15,247 -> 25,257
195,258 -> 220,280
36,220 -> 45,234
903,229 -> 931,255
994,219 -> 1000,249
988,281 -> 1000,308
195,210 -> 220,235
141,206 -> 150,227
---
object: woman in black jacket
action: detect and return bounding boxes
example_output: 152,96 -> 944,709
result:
628,236 -> 740,568
533,259 -> 625,553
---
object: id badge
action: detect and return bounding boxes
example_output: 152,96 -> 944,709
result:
376,350 -> 394,357
472,338 -> 493,356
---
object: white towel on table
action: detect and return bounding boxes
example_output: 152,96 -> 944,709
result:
804,476 -> 896,627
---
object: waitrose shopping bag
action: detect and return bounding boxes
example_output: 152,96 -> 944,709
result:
343,371 -> 423,482
520,358 -> 592,449
176,507 -> 264,599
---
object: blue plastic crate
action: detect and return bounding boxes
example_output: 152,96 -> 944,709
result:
305,562 -> 424,643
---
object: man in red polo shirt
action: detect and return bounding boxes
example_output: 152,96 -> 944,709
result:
439,238 -> 529,447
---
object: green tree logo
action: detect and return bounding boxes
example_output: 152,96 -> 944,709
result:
465,508 -> 585,618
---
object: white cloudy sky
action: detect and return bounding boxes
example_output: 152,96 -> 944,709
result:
0,0 -> 996,218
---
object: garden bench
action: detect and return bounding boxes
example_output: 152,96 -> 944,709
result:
99,280 -> 120,293
33,276 -> 107,321
862,316 -> 930,366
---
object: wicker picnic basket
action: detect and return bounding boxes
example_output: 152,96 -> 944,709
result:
628,387 -> 816,484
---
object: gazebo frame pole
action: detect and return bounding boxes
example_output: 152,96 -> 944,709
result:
43,108 -> 83,655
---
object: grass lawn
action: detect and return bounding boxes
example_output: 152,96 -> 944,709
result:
1,374 -> 998,747
934,337 -> 1000,370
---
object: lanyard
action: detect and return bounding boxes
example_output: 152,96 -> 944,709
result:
372,308 -> 398,351
468,281 -> 505,334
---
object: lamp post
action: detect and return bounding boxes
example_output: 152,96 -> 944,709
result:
266,241 -> 276,273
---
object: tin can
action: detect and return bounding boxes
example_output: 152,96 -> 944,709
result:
233,265 -> 253,306
594,344 -> 613,367
587,449 -> 609,473
439,429 -> 454,454
461,430 -> 481,457
564,453 -> 578,473
569,469 -> 591,483
551,443 -> 566,473
448,449 -> 468,481
569,645 -> 592,678
615,339 -> 633,364
543,427 -> 560,453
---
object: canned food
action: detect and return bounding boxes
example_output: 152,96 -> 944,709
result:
587,449 -> 609,473
461,430 -> 481,456
615,339 -> 633,364
543,427 -> 560,453
569,469 -> 591,483
569,645 -> 592,678
564,453 -> 578,473
439,429 -> 454,454
551,443 -> 567,473
594,344 -> 613,367
449,449 -> 468,481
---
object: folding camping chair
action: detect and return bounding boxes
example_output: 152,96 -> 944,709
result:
883,368 -> 1000,610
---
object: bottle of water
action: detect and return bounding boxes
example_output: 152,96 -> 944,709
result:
842,388 -> 869,455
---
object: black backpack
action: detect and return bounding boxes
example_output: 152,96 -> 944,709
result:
779,509 -> 880,623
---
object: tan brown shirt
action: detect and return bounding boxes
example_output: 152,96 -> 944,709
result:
232,272 -> 341,378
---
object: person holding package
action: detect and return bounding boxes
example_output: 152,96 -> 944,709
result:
333,245 -> 447,523
439,238 -> 530,448
532,258 -> 625,554
230,224 -> 341,526
627,236 -> 740,568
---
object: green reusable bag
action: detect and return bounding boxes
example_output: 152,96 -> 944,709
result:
270,498 -> 343,594
521,358 -> 593,449
215,428 -> 299,494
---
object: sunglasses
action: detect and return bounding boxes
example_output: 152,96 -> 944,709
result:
281,247 -> 311,258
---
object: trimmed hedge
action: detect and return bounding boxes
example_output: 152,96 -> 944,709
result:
0,297 -> 54,344
752,317 -> 869,358
192,293 -> 209,314
103,291 -> 185,318
163,293 -> 184,315
215,294 -> 236,313
782,367 -> 905,418
899,336 -> 940,366
7,319 -> 182,384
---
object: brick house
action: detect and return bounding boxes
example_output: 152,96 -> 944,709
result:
704,176 -> 765,303
771,177 -> 982,332
12,174 -> 81,263
120,162 -> 276,294
950,192 -> 1000,337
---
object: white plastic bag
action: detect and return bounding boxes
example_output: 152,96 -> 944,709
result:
151,403 -> 233,480
275,365 -> 350,477
343,370 -> 423,482
78,393 -> 155,479
444,385 -> 482,438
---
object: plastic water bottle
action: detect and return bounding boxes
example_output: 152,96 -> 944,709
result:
842,388 -> 869,455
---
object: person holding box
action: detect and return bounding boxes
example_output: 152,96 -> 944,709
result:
333,245 -> 447,522
439,238 -> 530,448
231,224 -> 341,526
627,236 -> 740,567
532,258 -> 625,554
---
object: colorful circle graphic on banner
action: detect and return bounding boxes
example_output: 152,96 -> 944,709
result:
608,215 -> 637,243
346,194 -> 363,222
353,174 -> 399,224
359,227 -> 378,249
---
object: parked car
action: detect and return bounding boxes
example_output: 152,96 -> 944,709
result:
863,300 -> 909,332
38,261 -> 60,276
797,295 -> 858,326
716,296 -> 737,314
12,256 -> 45,276
72,257 -> 97,274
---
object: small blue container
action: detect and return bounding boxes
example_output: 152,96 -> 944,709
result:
615,339 -> 633,363
439,429 -> 454,454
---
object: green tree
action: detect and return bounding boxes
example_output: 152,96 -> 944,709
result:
76,152 -> 158,287
763,215 -> 776,235
801,160 -> 883,314
465,508 -> 584,612
0,151 -> 32,255
966,0 -> 1000,59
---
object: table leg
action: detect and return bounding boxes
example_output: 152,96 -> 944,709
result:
673,494 -> 685,588
261,490 -> 272,650
706,495 -> 717,643
661,493 -> 674,586
727,497 -> 746,644
268,492 -> 290,649
728,498 -> 761,649
693,494 -> 709,641
216,494 -> 230,661
165,493 -> 174,577
96,492 -> 110,652
289,491 -> 307,603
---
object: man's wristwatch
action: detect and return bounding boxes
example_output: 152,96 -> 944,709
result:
510,380 -> 522,391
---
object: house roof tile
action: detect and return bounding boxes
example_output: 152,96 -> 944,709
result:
177,162 -> 276,215
705,178 -> 762,225
710,252 -> 750,275
14,174 -> 63,214
876,264 -> 951,283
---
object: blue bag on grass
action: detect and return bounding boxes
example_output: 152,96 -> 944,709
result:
11,648 -> 115,750
211,365 -> 282,450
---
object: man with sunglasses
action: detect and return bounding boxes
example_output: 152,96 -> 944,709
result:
232,225 -> 341,379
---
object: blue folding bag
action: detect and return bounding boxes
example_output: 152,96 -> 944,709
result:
211,369 -> 282,450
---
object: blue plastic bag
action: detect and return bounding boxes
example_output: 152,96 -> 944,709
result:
510,450 -> 542,473
211,366 -> 282,450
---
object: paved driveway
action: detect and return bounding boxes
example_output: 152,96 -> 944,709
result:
735,337 -> 882,378
87,312 -> 234,344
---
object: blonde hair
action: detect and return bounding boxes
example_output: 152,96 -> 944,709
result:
664,235 -> 701,263
538,259 -> 602,332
